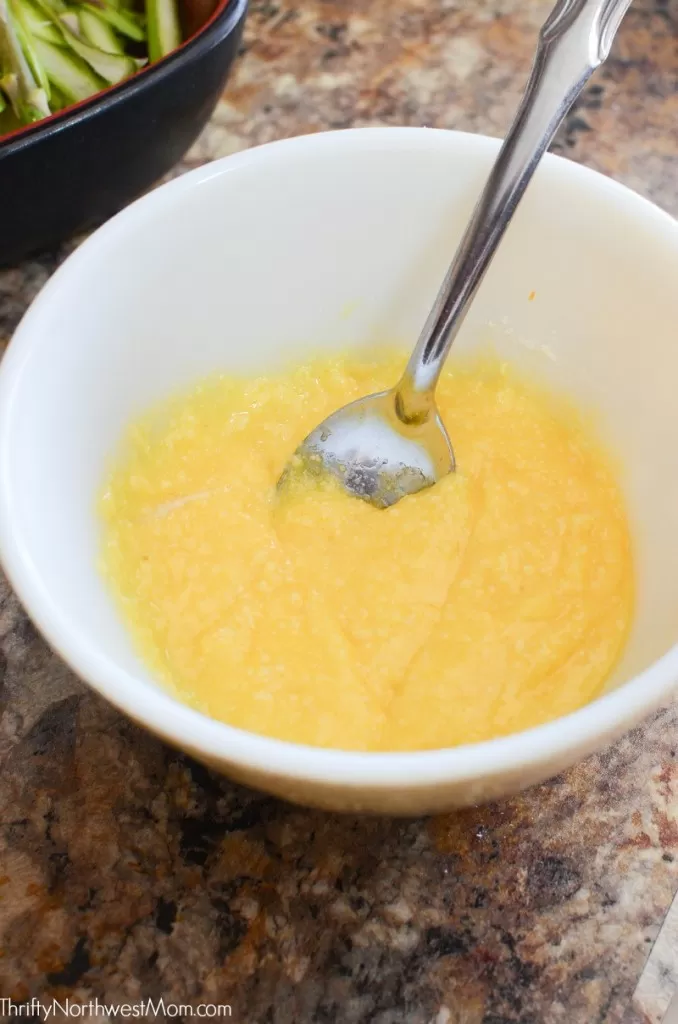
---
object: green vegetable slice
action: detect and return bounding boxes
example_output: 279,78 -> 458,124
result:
0,71 -> 19,110
0,0 -> 50,118
145,0 -> 179,61
83,1 -> 144,42
11,0 -> 60,44
47,79 -> 68,107
34,0 -> 136,83
32,34 -> 105,101
11,0 -> 50,96
77,6 -> 123,53
57,9 -> 78,32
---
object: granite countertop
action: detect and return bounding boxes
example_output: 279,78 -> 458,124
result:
1,0 -> 677,1020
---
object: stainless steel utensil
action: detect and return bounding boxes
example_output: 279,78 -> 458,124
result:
279,0 -> 632,508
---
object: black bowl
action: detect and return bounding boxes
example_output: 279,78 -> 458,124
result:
0,0 -> 247,266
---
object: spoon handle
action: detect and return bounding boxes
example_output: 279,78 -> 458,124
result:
395,0 -> 632,424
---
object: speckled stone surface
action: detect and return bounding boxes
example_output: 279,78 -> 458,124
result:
1,0 -> 677,1020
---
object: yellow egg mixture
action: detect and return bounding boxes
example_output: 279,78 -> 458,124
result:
100,352 -> 634,751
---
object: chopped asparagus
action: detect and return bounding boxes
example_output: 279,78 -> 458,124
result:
78,6 -> 124,53
12,0 -> 60,43
83,1 -> 145,42
0,0 -> 49,113
0,69 -> 18,111
145,0 -> 180,61
11,0 -> 50,95
1,0 -> 181,131
32,34 -> 104,101
47,79 -> 67,107
34,0 -> 137,83
57,9 -> 77,32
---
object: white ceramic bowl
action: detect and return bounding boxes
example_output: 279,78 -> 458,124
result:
1,128 -> 677,815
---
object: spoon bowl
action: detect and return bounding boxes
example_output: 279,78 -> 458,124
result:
283,389 -> 454,508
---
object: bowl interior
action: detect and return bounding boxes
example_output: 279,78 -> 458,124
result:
2,128 -> 678,748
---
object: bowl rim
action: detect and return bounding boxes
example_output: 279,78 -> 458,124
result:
2,126 -> 678,791
0,0 -> 247,156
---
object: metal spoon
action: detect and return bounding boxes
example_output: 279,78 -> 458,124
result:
279,0 -> 632,508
